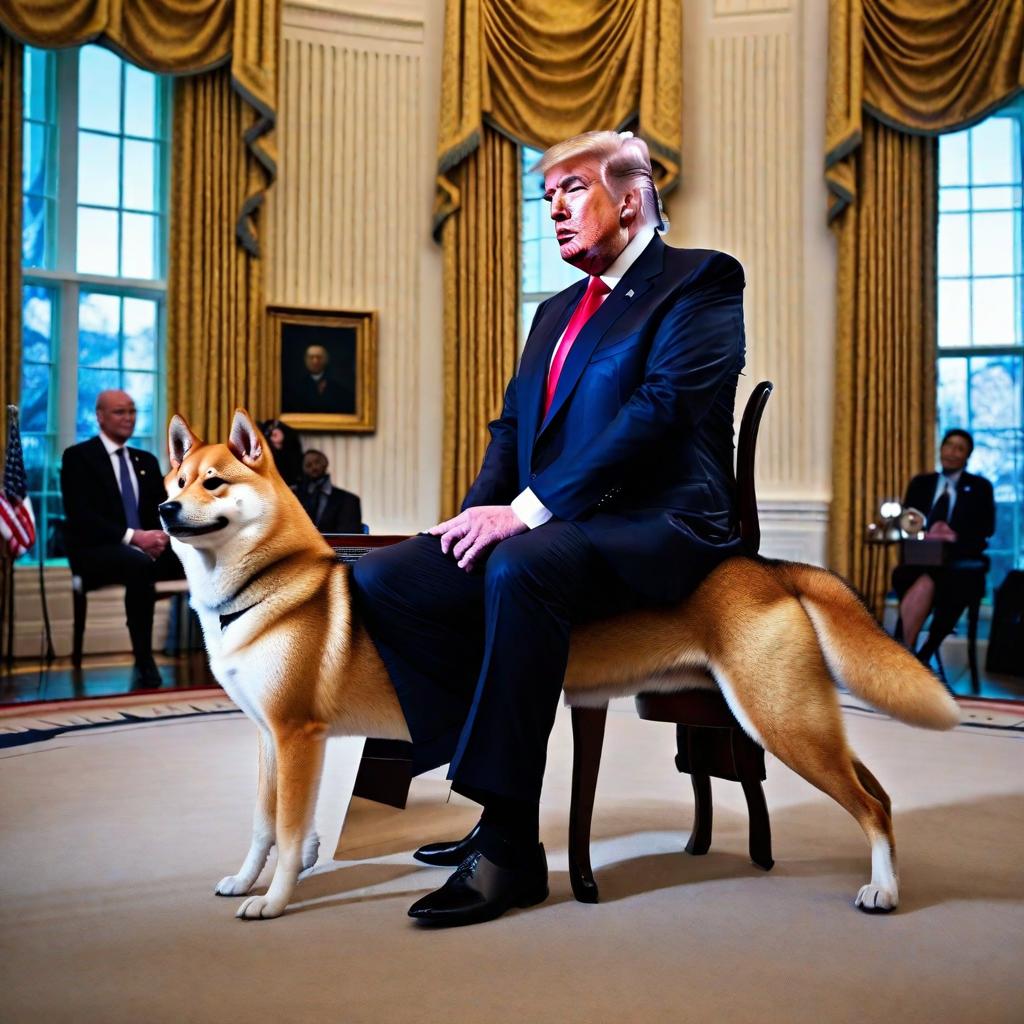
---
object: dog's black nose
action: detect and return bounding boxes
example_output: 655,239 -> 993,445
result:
158,501 -> 181,524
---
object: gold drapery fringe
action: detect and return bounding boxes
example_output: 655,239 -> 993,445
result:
826,0 -> 1024,222
0,34 -> 22,446
829,116 -> 936,614
435,0 -> 682,236
167,69 -> 274,442
0,0 -> 278,255
440,127 -> 520,519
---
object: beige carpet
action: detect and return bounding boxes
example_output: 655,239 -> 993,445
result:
0,701 -> 1021,1024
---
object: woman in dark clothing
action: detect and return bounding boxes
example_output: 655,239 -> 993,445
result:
259,418 -> 304,488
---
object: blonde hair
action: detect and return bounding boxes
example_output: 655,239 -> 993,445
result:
532,131 -> 667,231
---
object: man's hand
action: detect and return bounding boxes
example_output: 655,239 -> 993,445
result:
131,529 -> 169,559
428,506 -> 528,572
926,521 -> 958,543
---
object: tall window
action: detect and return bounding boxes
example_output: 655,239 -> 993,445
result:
937,100 -> 1024,596
520,146 -> 585,350
20,45 -> 170,562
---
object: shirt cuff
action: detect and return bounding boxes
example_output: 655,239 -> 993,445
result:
511,488 -> 553,529
122,529 -> 135,546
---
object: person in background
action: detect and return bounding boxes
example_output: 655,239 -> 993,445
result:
60,389 -> 182,686
259,418 -> 304,488
293,449 -> 362,534
893,428 -> 996,661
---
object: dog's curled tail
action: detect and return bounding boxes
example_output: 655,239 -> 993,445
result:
779,562 -> 961,731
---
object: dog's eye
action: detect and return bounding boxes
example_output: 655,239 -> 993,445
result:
177,477 -> 185,488
203,477 -> 228,491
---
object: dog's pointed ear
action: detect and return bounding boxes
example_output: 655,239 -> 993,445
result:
227,409 -> 265,469
168,414 -> 202,470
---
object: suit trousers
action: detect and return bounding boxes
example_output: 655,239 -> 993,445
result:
351,523 -> 640,804
71,544 -> 183,663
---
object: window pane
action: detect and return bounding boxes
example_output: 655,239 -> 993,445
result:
124,64 -> 158,139
121,212 -> 157,279
972,186 -> 1019,211
21,433 -> 47,495
522,238 -> 540,294
122,140 -> 157,212
970,117 -> 1019,186
123,298 -> 157,369
19,363 -> 50,433
23,121 -> 51,195
22,194 -> 52,269
77,207 -> 119,275
78,46 -> 121,134
124,371 -> 155,435
972,277 -> 1018,346
21,284 -> 54,362
937,279 -> 970,348
23,48 -> 52,122
938,130 -> 968,187
78,131 -> 121,207
971,212 -> 1016,277
77,367 -> 120,437
938,187 -> 969,213
970,356 -> 1021,430
78,291 -> 121,368
937,213 -> 969,277
937,357 -> 968,431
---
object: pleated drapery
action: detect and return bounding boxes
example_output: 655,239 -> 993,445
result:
441,128 -> 520,516
436,0 -> 681,516
0,35 -> 22,447
830,116 -> 936,614
825,0 -> 1023,604
0,0 -> 279,445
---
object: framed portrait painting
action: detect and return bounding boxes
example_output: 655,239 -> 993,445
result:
269,305 -> 377,432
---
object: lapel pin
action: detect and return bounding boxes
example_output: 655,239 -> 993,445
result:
140,469 -> 146,476
626,289 -> 634,298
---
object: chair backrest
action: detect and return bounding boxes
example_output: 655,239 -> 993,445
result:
735,380 -> 773,555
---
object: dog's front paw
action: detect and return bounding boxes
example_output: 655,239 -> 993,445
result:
215,874 -> 254,897
301,833 -> 320,872
236,894 -> 286,920
855,883 -> 898,913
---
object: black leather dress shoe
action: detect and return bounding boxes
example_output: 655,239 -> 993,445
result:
408,844 -> 548,927
413,823 -> 483,867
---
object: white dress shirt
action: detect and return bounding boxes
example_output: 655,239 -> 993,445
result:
511,226 -> 658,529
99,430 -> 140,545
931,469 -> 962,521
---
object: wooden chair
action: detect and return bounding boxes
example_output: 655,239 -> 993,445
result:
566,380 -> 775,903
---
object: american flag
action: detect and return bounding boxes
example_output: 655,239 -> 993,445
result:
0,407 -> 36,558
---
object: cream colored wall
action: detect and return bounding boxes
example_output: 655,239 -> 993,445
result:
268,0 -> 444,534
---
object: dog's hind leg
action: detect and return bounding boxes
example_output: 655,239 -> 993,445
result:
236,722 -> 328,920
711,607 -> 898,912
216,727 -> 277,897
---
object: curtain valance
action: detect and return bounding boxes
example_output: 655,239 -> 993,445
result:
826,0 -> 1024,221
435,0 -> 682,237
0,0 -> 277,254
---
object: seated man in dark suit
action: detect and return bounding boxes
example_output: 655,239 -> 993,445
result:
60,389 -> 182,685
292,449 -> 362,533
893,428 -> 995,662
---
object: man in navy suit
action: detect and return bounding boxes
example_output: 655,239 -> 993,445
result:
893,428 -> 995,661
352,131 -> 746,926
61,389 -> 181,685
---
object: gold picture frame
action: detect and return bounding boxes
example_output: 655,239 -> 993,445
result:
269,305 -> 377,433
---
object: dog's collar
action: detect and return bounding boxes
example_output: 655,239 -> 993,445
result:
219,602 -> 262,631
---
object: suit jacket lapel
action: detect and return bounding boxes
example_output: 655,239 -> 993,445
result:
538,234 -> 665,437
88,436 -> 123,506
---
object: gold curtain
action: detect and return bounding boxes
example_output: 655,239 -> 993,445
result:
441,127 -> 520,515
168,69 -> 275,442
829,116 -> 936,613
0,34 -> 22,447
0,0 -> 278,444
436,0 -> 681,516
826,0 -> 1023,605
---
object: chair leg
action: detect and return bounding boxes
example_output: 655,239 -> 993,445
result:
677,725 -> 713,856
685,772 -> 713,856
739,776 -> 774,870
569,704 -> 607,904
72,589 -> 87,669
967,598 -> 981,696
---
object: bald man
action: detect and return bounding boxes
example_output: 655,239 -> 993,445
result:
60,390 -> 182,685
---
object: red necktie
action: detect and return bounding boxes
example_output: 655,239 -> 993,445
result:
544,275 -> 611,415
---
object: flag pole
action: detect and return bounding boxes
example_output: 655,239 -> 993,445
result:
37,520 -> 55,662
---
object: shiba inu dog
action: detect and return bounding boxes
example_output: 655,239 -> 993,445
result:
161,409 -> 960,921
